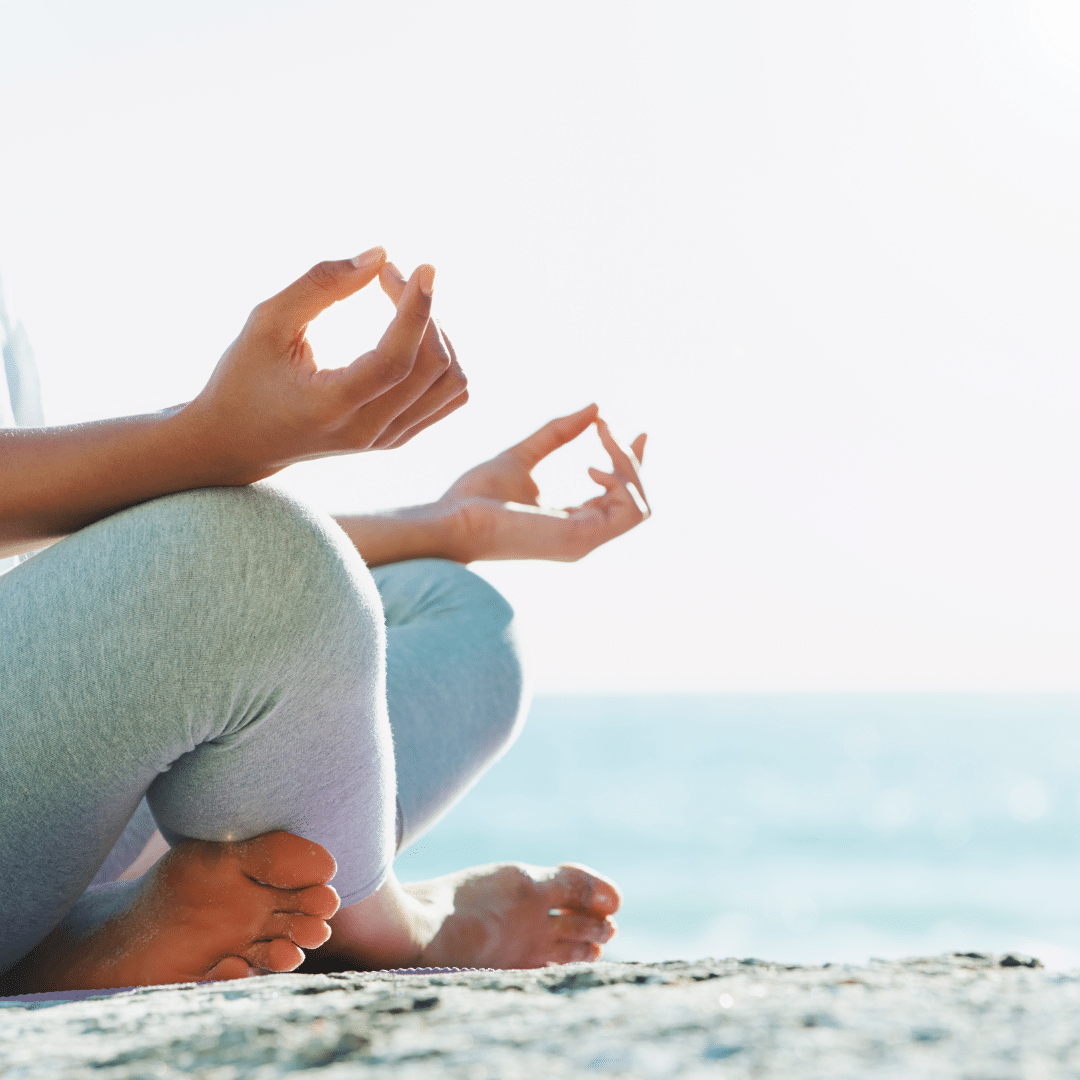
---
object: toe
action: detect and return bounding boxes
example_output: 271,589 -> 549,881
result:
236,832 -> 338,889
295,883 -> 341,919
548,940 -> 602,965
550,912 -> 616,945
204,956 -> 253,982
264,912 -> 332,950
246,938 -> 305,973
271,882 -> 340,919
548,864 -> 622,917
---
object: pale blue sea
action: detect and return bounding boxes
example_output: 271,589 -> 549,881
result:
394,694 -> 1080,969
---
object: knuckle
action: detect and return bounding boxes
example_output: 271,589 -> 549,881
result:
420,345 -> 451,376
406,300 -> 429,328
245,300 -> 274,331
304,261 -> 339,295
400,299 -> 430,327
380,353 -> 415,384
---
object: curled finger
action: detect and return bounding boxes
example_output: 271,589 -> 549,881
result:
587,466 -> 619,492
596,418 -> 650,514
587,468 -> 649,523
379,260 -> 454,371
326,264 -> 435,422
385,388 -> 470,448
376,359 -> 469,446
370,264 -> 434,379
596,418 -> 642,476
380,262 -> 459,377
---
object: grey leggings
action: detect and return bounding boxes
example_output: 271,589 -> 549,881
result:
0,486 -> 528,973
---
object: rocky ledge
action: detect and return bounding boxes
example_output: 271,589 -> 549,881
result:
0,952 -> 1074,1078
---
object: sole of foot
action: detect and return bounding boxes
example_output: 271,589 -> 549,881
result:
5,831 -> 340,993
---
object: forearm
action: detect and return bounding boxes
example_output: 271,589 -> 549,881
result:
333,503 -> 467,568
0,406 -> 242,558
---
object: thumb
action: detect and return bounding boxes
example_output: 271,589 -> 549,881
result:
510,404 -> 600,468
262,247 -> 386,333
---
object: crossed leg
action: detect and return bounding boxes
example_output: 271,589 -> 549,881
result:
0,485 -> 393,993
303,558 -> 619,972
0,490 -> 617,995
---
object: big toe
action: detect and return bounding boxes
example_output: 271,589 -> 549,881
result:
236,832 -> 338,889
549,864 -> 622,916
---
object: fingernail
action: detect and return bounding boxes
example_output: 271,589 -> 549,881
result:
384,261 -> 404,280
418,264 -> 435,297
351,246 -> 386,270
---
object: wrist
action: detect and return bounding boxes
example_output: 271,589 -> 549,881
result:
394,501 -> 469,562
168,398 -> 276,488
334,502 -> 471,568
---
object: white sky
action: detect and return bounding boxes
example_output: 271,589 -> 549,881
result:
1,0 -> 1078,692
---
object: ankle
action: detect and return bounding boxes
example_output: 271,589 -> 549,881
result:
322,874 -> 437,970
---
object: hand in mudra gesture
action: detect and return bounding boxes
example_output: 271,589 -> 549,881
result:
186,248 -> 467,483
439,404 -> 650,562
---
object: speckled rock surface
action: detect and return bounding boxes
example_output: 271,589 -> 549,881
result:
1,953 -> 1075,1078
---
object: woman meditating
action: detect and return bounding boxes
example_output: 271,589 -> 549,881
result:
0,248 -> 649,994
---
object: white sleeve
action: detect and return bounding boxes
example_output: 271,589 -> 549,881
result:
0,279 -> 15,428
0,275 -> 45,574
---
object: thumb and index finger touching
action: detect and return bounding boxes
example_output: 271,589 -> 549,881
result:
260,246 -> 389,334
511,406 -> 649,513
511,406 -> 650,531
259,246 -> 436,356
256,246 -> 441,411
256,248 -> 651,496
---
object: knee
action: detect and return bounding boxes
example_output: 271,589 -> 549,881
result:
405,559 -> 529,738
375,557 -> 518,640
432,569 -> 532,818
125,484 -> 334,563
377,556 -> 530,734
443,566 -> 527,712
432,559 -> 518,636
89,485 -> 383,669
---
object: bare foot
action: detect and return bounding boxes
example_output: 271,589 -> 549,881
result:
417,862 -> 621,968
4,832 -> 340,994
301,861 -> 620,973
